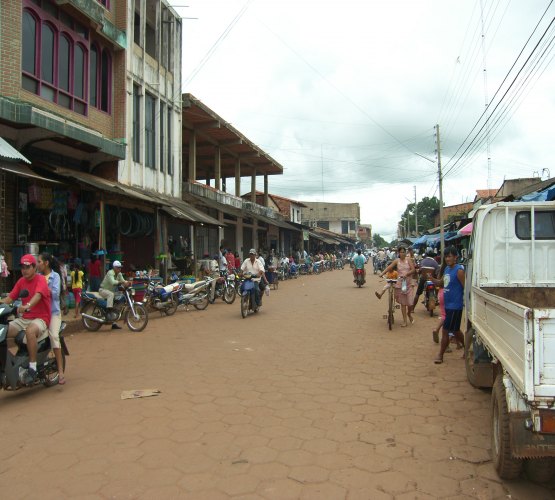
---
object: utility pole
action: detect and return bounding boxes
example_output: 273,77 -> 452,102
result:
435,124 -> 445,256
414,185 -> 418,235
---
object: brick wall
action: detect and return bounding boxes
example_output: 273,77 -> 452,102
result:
0,0 -> 126,141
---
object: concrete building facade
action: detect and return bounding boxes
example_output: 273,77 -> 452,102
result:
301,201 -> 360,239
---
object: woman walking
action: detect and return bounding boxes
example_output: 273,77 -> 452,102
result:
379,246 -> 416,327
37,252 -> 66,385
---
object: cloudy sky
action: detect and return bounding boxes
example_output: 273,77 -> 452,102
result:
173,0 -> 555,240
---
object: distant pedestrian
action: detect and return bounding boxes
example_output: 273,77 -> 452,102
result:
88,254 -> 102,292
70,263 -> 84,318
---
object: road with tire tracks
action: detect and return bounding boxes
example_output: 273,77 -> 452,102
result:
1,266 -> 554,498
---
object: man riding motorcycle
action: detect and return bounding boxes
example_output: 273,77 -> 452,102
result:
352,249 -> 366,284
241,249 -> 265,307
410,250 -> 440,312
98,260 -> 130,329
0,254 -> 51,385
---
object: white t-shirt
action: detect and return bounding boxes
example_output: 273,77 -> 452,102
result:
241,258 -> 265,281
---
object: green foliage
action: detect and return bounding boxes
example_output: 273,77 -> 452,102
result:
373,233 -> 389,248
400,196 -> 440,234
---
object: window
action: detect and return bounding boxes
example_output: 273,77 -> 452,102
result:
21,3 -> 89,115
132,84 -> 141,162
134,0 -> 142,47
145,93 -> 156,168
22,11 -> 37,76
96,0 -> 110,8
161,6 -> 173,71
88,44 -> 111,113
99,49 -> 111,112
90,45 -> 98,106
341,221 -> 349,234
515,211 -> 555,240
145,0 -> 157,58
167,108 -> 173,175
160,102 -> 165,173
349,221 -> 356,231
317,221 -> 329,230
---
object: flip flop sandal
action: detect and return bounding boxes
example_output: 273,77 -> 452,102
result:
434,358 -> 443,364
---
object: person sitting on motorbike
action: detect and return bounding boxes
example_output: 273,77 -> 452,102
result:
410,250 -> 440,313
0,254 -> 51,385
98,260 -> 130,329
352,249 -> 366,283
37,252 -> 66,385
241,249 -> 265,307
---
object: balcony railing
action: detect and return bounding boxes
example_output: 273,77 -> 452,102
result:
183,182 -> 286,221
183,182 -> 243,210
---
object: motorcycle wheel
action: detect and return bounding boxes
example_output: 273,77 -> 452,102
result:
223,284 -> 236,304
81,302 -> 103,332
125,304 -> 149,332
193,292 -> 209,311
163,296 -> 178,316
241,295 -> 248,318
42,349 -> 66,387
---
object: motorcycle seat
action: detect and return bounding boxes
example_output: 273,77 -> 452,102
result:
183,281 -> 205,292
83,291 -> 103,300
14,328 -> 49,348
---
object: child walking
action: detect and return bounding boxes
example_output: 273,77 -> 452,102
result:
70,263 -> 84,318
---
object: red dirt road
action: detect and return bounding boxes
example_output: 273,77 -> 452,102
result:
2,267 -> 554,499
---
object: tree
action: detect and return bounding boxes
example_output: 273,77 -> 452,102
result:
373,233 -> 389,248
399,196 -> 440,235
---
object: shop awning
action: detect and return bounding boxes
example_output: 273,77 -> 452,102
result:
247,211 -> 299,231
47,166 -> 222,225
0,137 -> 31,163
160,201 -> 223,226
0,162 -> 63,184
309,231 -> 336,244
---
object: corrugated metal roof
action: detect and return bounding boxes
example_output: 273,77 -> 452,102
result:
0,137 -> 30,163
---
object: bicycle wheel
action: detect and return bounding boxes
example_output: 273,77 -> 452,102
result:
388,289 -> 394,330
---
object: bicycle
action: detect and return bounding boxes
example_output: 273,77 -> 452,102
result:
382,279 -> 399,330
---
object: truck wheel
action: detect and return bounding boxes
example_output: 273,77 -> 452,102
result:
491,375 -> 523,479
465,328 -> 479,388
524,458 -> 555,483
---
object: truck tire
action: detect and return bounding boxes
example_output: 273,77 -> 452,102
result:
465,327 -> 494,389
524,458 -> 555,483
491,375 -> 523,479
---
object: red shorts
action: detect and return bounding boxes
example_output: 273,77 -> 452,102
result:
72,288 -> 82,304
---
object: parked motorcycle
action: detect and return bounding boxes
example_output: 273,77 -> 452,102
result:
81,285 -> 148,332
209,272 -> 236,304
0,294 -> 69,390
354,268 -> 365,287
423,280 -> 438,316
277,264 -> 287,281
142,281 -> 180,315
239,273 -> 261,318
288,263 -> 299,279
177,276 -> 214,311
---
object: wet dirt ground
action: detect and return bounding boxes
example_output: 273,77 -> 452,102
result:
1,266 -> 554,499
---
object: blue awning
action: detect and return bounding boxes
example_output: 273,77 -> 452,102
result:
412,234 -> 430,246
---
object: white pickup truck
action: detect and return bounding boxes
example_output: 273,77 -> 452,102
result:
464,202 -> 555,482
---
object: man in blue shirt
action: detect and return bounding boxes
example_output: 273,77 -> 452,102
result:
434,246 -> 465,364
352,249 -> 366,284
